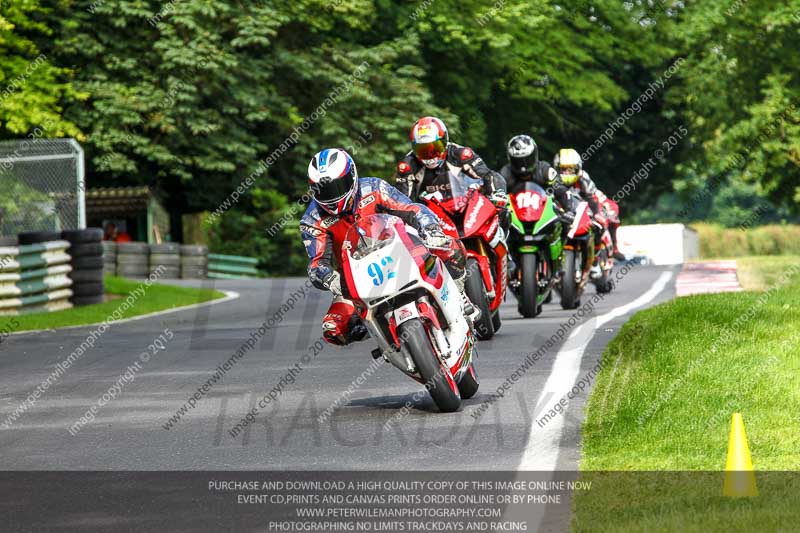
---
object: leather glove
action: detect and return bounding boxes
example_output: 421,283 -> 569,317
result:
594,213 -> 607,226
422,224 -> 450,250
491,191 -> 508,208
322,271 -> 342,297
559,209 -> 575,224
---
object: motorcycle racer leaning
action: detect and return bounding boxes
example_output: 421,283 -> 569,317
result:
301,148 -> 474,346
552,148 -> 602,216
553,148 -> 625,260
394,116 -> 510,234
500,135 -> 572,215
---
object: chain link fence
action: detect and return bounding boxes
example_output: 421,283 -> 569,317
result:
0,138 -> 85,237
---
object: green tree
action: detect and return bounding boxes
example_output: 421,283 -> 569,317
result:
0,0 -> 81,137
666,0 -> 800,212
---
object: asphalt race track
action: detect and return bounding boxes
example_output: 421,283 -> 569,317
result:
0,264 -> 677,471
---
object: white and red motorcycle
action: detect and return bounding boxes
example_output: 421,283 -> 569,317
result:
341,214 -> 479,412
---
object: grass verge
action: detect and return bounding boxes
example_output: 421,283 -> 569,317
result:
572,256 -> 800,532
1,276 -> 225,333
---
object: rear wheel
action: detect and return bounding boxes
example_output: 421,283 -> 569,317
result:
399,319 -> 461,413
466,259 -> 494,340
560,249 -> 580,309
518,254 -> 539,318
457,363 -> 480,399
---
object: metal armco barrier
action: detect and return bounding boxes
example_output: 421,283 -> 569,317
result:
0,240 -> 73,314
208,253 -> 260,279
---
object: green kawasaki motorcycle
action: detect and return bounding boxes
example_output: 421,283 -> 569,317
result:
507,181 -> 563,317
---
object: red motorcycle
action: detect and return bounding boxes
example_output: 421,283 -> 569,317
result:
591,193 -> 618,294
559,192 -> 598,309
420,168 -> 508,340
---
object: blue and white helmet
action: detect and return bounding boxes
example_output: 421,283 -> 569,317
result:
308,148 -> 359,215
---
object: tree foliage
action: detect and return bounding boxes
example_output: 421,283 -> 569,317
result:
0,0 -> 797,273
0,0 -> 81,136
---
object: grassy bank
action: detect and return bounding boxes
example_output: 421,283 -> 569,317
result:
694,222 -> 800,258
1,276 -> 225,333
573,256 -> 800,531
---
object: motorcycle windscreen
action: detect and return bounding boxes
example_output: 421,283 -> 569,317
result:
345,214 -> 399,261
428,168 -> 483,214
343,214 -> 426,301
511,182 -> 547,222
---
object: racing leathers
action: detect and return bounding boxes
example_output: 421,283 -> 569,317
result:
500,160 -> 573,217
395,142 -> 506,200
569,170 -> 602,216
394,142 -> 510,233
592,185 -> 624,259
300,177 -> 466,346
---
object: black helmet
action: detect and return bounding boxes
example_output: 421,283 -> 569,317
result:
507,134 -> 538,176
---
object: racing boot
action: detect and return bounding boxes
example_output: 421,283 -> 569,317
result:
507,255 -> 519,290
454,272 -> 481,324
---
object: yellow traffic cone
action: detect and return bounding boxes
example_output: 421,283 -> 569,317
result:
722,412 -> 758,497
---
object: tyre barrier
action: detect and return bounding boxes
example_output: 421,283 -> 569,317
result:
0,240 -> 74,315
101,242 -> 209,280
208,253 -> 260,279
181,245 -> 208,280
150,243 -> 181,279
102,241 -> 117,275
116,242 -> 150,278
62,228 -> 106,307
18,230 -> 63,245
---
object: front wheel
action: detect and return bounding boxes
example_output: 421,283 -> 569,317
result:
458,363 -> 480,399
560,249 -> 580,309
491,309 -> 502,333
595,248 -> 613,294
399,319 -> 461,412
518,253 -> 539,318
466,259 -> 494,340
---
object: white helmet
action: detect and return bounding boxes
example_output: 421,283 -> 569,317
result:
308,149 -> 358,215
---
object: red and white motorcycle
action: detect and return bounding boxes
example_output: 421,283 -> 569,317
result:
341,214 -> 479,412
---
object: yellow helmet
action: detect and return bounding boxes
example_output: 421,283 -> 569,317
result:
554,148 -> 582,186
